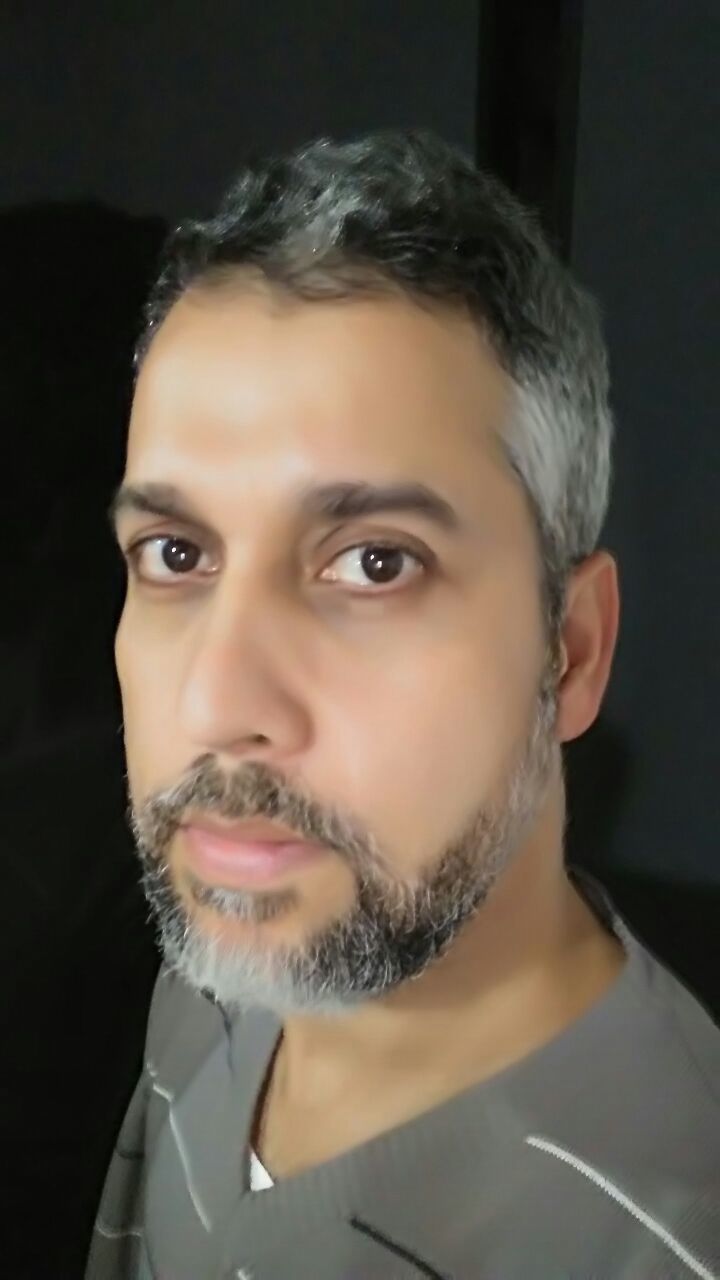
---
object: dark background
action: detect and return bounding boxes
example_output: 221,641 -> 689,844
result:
1,3 -> 718,1276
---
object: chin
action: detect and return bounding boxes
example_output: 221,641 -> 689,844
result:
185,877 -> 318,948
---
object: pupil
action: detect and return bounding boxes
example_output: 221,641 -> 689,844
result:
361,546 -> 404,584
162,539 -> 200,573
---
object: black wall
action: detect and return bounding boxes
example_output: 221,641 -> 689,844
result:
570,0 -> 720,885
1,0 -> 478,220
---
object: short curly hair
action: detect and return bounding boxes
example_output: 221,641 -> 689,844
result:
138,128 -> 615,641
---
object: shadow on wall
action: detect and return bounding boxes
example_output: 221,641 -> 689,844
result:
0,201 -> 166,759
0,203 -> 166,1279
0,722 -> 160,1280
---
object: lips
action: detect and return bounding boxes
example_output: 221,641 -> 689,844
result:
182,817 -> 307,844
180,819 -> 326,887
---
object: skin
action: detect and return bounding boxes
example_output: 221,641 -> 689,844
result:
114,282 -> 624,1177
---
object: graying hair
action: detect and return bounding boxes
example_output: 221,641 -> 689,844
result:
138,128 -> 615,638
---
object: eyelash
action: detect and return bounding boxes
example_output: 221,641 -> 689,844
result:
123,534 -> 432,594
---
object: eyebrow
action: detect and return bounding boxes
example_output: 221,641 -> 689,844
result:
108,479 -> 464,538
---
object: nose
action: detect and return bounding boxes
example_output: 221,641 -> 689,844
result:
178,587 -> 312,762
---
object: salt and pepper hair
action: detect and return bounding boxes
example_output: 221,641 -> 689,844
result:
138,128 -> 615,641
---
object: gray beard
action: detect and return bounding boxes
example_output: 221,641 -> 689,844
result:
130,669 -> 559,1017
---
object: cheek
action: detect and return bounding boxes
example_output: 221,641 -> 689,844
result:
328,630 -> 536,874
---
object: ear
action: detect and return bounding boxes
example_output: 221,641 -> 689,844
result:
555,550 -> 620,744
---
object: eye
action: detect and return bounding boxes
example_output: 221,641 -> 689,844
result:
319,542 -> 428,591
125,535 -> 216,584
123,535 -> 429,593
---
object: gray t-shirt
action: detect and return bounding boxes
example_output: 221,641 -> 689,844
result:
86,867 -> 720,1279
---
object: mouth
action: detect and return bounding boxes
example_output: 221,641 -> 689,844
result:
180,820 -> 328,887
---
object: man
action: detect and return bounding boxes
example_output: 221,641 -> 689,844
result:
86,130 -> 719,1279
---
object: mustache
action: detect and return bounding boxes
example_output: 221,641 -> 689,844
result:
127,752 -> 384,874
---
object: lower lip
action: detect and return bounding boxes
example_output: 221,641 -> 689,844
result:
182,825 -> 326,886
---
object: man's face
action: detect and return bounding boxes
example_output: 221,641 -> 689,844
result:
114,283 -> 560,1014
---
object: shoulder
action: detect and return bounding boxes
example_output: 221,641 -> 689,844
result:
573,867 -> 720,1128
617,915 -> 720,1126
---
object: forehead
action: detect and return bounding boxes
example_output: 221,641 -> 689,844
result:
128,286 -> 513,508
